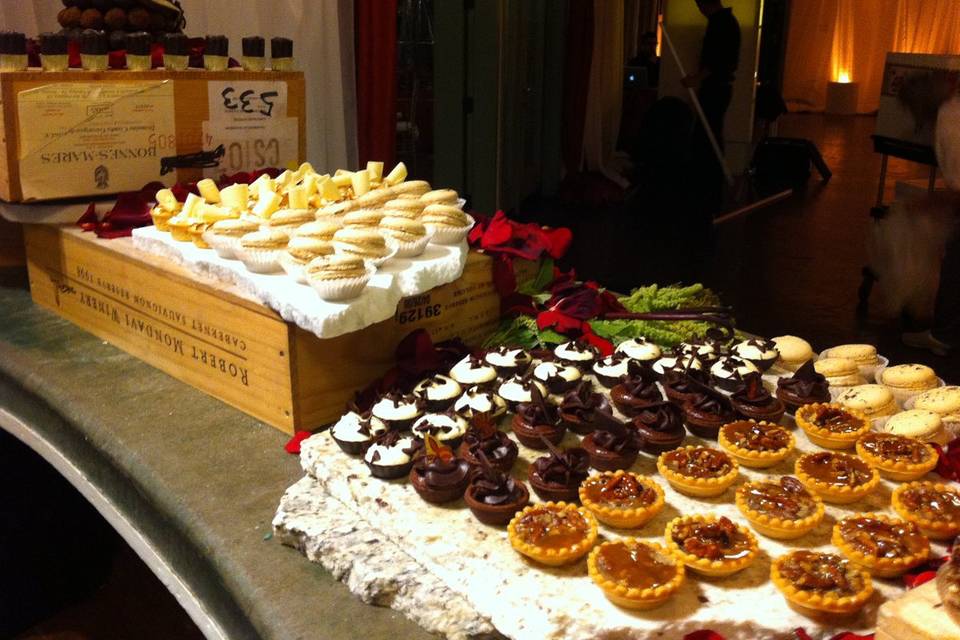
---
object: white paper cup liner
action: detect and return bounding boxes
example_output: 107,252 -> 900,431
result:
456,197 -> 467,209
204,232 -> 242,259
236,247 -> 285,273
896,377 -> 948,408
333,242 -> 398,268
426,214 -> 475,245
307,263 -> 376,301
863,355 -> 889,383
279,253 -> 309,284
386,232 -> 432,258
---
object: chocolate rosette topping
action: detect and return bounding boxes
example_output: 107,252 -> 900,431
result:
531,444 -> 590,487
732,373 -> 774,407
560,381 -> 609,421
470,462 -> 524,506
590,409 -> 642,454
687,389 -> 735,418
634,401 -> 685,433
777,360 -> 831,401
517,386 -> 560,426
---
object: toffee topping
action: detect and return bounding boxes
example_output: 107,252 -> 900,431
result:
742,477 -> 816,520
514,507 -> 589,550
799,452 -> 874,487
671,516 -> 753,561
664,447 -> 732,478
725,420 -> 790,451
596,542 -> 677,590
806,406 -> 865,433
837,516 -> 928,559
860,433 -> 931,464
582,473 -> 658,509
899,485 -> 960,521
778,551 -> 866,597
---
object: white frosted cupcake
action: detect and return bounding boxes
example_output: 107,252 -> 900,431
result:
554,340 -> 600,371
449,354 -> 499,389
532,361 -> 582,394
497,375 -> 548,411
454,386 -> 508,421
484,346 -> 533,378
413,375 -> 463,412
329,411 -> 388,455
615,337 -> 662,364
370,392 -> 425,430
592,353 -> 632,388
412,412 -> 469,448
652,354 -> 702,377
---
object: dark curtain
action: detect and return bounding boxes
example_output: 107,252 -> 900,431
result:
561,0 -> 594,175
356,0 -> 398,167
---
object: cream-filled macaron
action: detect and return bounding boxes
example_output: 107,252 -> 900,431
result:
821,344 -> 879,366
814,357 -> 865,390
293,220 -> 342,241
342,208 -> 385,228
880,364 -> 940,403
332,227 -> 391,259
421,204 -> 469,229
882,409 -> 947,445
421,188 -> 459,206
391,180 -> 431,197
771,335 -> 815,371
835,384 -> 899,419
354,187 -> 395,210
317,200 -> 357,218
383,199 -> 426,217
380,216 -> 427,244
913,386 -> 960,423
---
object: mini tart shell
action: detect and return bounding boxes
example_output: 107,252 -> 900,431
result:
771,552 -> 873,616
735,481 -> 825,540
831,513 -> 930,578
794,453 -> 881,504
587,540 -> 685,610
718,420 -> 796,468
578,471 -> 665,529
891,481 -> 960,541
664,514 -> 759,577
656,446 -> 739,498
507,502 -> 598,566
795,402 -> 871,450
854,436 -> 938,482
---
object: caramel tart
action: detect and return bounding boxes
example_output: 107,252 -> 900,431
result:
664,514 -> 758,577
588,539 -> 684,609
832,513 -> 930,577
735,476 -> 825,540
578,471 -> 665,529
718,419 -> 795,468
795,403 -> 870,450
656,446 -> 739,497
891,481 -> 960,541
771,550 -> 873,616
794,451 -> 880,504
507,502 -> 598,566
855,432 -> 938,481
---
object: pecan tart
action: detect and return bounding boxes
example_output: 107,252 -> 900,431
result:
527,442 -> 590,502
730,373 -> 786,423
507,502 -> 598,566
891,481 -> 960,540
579,470 -> 665,528
657,446 -> 739,497
558,380 -> 610,435
718,419 -> 795,468
855,432 -> 938,481
771,550 -> 873,616
832,513 -> 930,578
736,476 -> 824,539
794,451 -> 880,504
795,403 -> 871,450
588,539 -> 684,609
665,514 -> 759,577
511,386 -> 565,450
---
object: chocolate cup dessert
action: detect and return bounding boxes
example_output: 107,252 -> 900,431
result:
484,345 -> 532,378
457,417 -> 519,473
730,372 -> 786,423
527,444 -> 590,502
683,390 -> 736,439
593,353 -> 633,388
413,375 -> 462,412
632,401 -> 687,454
512,386 -> 565,450
610,364 -> 663,417
409,454 -> 472,503
364,432 -> 422,479
776,360 -> 831,413
582,410 -> 643,471
558,380 -> 611,435
464,467 -> 530,525
532,361 -> 581,394
661,369 -> 711,406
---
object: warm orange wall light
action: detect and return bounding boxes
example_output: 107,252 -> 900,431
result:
830,0 -> 854,83
837,70 -> 851,83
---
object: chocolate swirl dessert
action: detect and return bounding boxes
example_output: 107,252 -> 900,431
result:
527,441 -> 591,502
730,373 -> 785,423
464,454 -> 530,525
776,360 -> 831,412
512,386 -> 565,449
582,410 -> 642,471
631,401 -> 686,453
558,380 -> 611,434
409,437 -> 472,503
610,363 -> 664,417
457,413 -> 519,473
682,388 -> 736,439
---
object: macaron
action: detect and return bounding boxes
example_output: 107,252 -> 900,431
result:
771,335 -> 815,371
318,200 -> 357,218
332,227 -> 390,259
285,237 -> 334,264
383,199 -> 426,217
293,220 -> 342,241
913,386 -> 960,423
391,180 -> 431,197
239,229 -> 289,249
420,188 -> 459,206
882,409 -> 947,445
343,209 -> 384,228
821,344 -> 879,367
262,208 -> 314,231
422,204 -> 469,229
880,364 -> 940,403
210,218 -> 260,237
835,384 -> 899,419
814,357 -> 865,389
380,216 -> 427,244
354,188 -> 395,209
305,254 -> 368,280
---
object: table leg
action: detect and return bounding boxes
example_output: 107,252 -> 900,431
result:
876,154 -> 889,207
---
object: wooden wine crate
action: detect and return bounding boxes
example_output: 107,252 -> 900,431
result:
0,69 -> 305,202
24,225 -> 504,434
0,217 -> 24,268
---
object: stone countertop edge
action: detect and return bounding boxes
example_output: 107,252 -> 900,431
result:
0,285 -> 434,640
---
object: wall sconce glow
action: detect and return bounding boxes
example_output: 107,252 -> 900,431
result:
837,71 -> 851,84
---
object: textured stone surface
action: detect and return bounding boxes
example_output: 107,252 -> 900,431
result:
284,372 -> 950,640
133,226 -> 468,339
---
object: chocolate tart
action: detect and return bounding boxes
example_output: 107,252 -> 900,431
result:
553,340 -> 600,372
527,444 -> 590,502
329,410 -> 388,455
511,387 -> 565,450
610,364 -> 663,417
661,369 -> 711,405
664,514 -> 759,577
411,412 -> 469,450
710,356 -> 760,392
449,354 -> 498,390
855,432 -> 938,481
771,550 -> 873,617
507,502 -> 598,566
682,389 -> 736,439
656,446 -> 739,497
453,386 -> 507,422
735,476 -> 825,540
718,419 -> 795,469
558,381 -> 611,435
732,337 -> 780,372
891,481 -> 960,541
413,375 -> 463,412
776,360 -> 831,413
592,353 -> 633,388
631,402 -> 686,454
409,440 -> 472,503
832,513 -> 930,578
370,392 -> 425,431
363,431 -> 422,479
795,403 -> 871,450
581,410 -> 642,471
497,375 -> 548,412
483,345 -> 532,378
587,539 -> 684,610
794,451 -> 880,504
579,471 -> 664,528
730,373 -> 786,423
532,361 -> 582,394
463,463 -> 530,525
457,414 -> 519,473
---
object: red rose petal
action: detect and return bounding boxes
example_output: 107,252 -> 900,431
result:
284,430 -> 313,455
684,631 -> 726,640
793,629 -> 814,640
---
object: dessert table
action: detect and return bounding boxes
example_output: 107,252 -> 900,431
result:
0,283 -> 436,640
